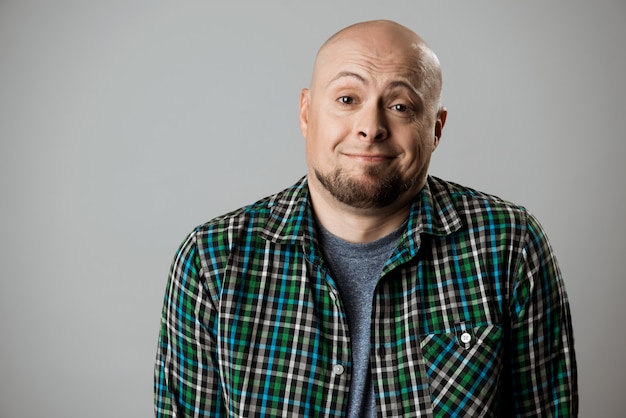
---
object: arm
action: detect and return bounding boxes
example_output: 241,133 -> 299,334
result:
507,213 -> 578,416
154,231 -> 223,417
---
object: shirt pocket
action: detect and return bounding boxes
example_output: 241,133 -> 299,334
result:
419,323 -> 503,417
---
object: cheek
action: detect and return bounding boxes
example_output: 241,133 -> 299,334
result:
400,135 -> 434,169
308,115 -> 347,147
304,123 -> 332,166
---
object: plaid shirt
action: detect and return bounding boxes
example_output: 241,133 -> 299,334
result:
154,176 -> 577,417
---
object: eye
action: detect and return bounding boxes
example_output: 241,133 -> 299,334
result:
391,103 -> 409,112
338,96 -> 355,105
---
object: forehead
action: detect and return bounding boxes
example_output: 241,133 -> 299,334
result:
315,35 -> 433,91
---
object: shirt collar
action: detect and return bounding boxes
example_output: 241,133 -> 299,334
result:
260,175 -> 463,246
408,176 -> 463,238
260,176 -> 313,245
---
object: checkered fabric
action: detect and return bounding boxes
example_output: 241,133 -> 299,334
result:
154,176 -> 577,417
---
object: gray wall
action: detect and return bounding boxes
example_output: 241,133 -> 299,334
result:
1,1 -> 624,416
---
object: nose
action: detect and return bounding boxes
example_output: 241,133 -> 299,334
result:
356,104 -> 388,142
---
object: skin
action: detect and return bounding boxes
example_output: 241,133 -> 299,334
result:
299,20 -> 447,243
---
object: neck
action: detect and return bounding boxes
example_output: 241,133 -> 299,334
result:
308,175 -> 421,244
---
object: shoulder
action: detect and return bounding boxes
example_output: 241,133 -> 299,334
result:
428,176 -> 555,257
198,176 -> 307,236
429,176 -> 522,209
423,176 -> 555,257
428,175 -> 531,226
179,177 -> 309,267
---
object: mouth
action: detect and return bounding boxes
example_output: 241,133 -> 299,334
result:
343,153 -> 395,163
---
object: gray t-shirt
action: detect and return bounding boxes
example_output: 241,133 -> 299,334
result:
317,222 -> 405,418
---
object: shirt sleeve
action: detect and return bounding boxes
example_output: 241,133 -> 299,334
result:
154,230 -> 223,417
506,213 -> 578,416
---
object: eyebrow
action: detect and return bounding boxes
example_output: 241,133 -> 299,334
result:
387,80 -> 421,97
327,71 -> 367,87
327,71 -> 420,97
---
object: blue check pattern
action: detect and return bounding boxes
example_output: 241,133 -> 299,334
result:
154,176 -> 577,417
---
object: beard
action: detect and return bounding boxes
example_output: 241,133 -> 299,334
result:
313,165 -> 417,209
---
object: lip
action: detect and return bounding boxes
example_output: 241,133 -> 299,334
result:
343,153 -> 395,162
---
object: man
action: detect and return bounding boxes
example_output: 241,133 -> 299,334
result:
154,20 -> 577,417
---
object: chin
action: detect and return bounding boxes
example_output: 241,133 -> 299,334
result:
314,167 -> 416,209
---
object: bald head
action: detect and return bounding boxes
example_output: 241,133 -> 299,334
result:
310,20 -> 443,108
299,19 -> 448,227
320,20 -> 429,54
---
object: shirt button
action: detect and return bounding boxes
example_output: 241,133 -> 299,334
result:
332,364 -> 345,376
460,332 -> 472,344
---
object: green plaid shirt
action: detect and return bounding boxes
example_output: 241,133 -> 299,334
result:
154,176 -> 577,417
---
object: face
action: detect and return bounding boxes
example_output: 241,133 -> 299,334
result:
300,24 -> 446,210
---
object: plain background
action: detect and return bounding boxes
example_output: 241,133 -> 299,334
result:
1,1 -> 624,416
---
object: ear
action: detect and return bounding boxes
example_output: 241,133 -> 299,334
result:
433,106 -> 447,149
299,88 -> 310,138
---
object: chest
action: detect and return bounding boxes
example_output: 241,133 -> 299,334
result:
214,237 -> 509,416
